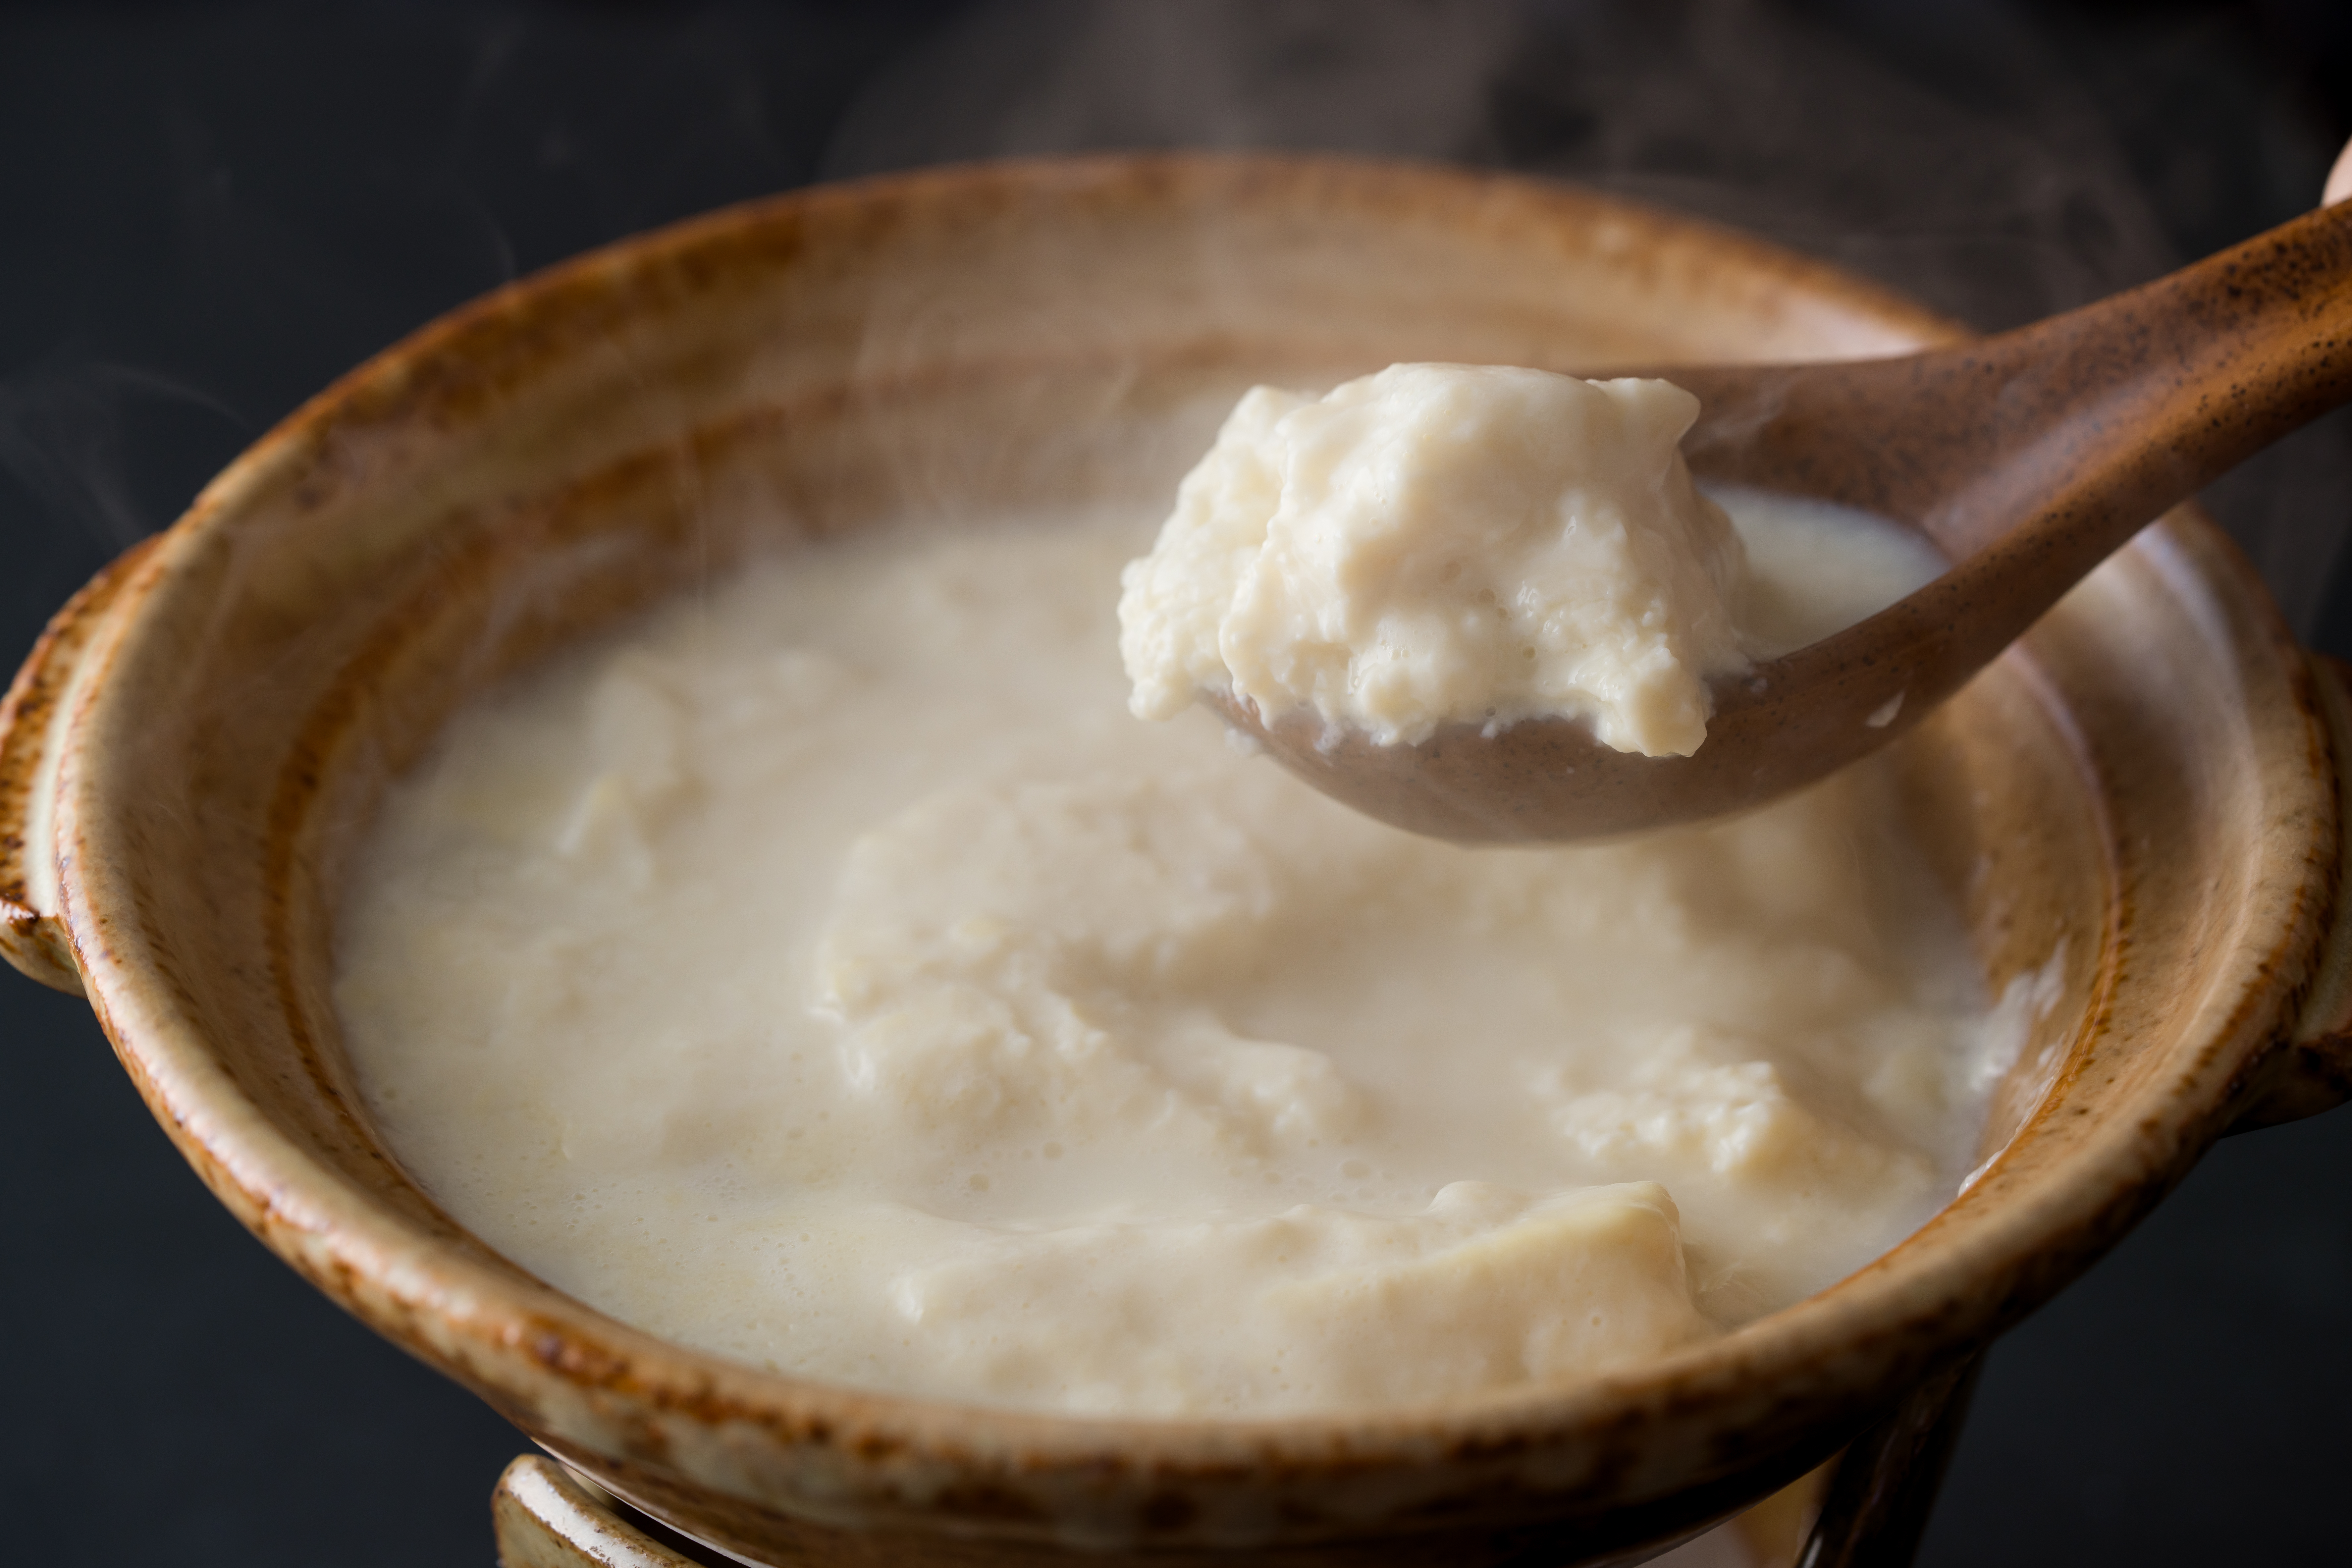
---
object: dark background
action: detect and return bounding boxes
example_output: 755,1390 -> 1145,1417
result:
5,2 -> 2350,1562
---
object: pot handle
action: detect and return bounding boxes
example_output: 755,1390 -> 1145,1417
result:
0,538 -> 158,997
2236,650 -> 2352,1130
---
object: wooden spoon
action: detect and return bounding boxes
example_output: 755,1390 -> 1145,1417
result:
1210,189 -> 2352,842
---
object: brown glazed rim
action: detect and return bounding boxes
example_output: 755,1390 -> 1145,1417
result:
27,155 -> 2344,1510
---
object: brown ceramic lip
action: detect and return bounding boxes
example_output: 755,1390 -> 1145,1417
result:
7,153 -> 2350,1556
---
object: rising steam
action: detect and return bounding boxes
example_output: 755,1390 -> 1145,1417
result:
823,0 -> 2352,633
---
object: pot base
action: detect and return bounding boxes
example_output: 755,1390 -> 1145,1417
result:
491,1451 -> 1848,1568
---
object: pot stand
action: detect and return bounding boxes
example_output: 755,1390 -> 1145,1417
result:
490,1378 -> 1977,1568
495,1458 -> 707,1568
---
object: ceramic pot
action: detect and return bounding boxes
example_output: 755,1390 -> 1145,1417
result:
5,155 -> 2350,1567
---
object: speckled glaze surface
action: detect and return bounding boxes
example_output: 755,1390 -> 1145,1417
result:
6,155 -> 2352,1566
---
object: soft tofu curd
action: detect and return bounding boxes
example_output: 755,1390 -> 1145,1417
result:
1121,364 -> 1750,755
335,474 -> 2025,1418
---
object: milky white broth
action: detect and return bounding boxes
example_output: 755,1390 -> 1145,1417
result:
334,490 -> 2033,1417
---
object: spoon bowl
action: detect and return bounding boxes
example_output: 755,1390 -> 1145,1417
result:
1217,195 -> 2352,841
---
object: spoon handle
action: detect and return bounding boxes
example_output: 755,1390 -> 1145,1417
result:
1682,196 -> 2352,578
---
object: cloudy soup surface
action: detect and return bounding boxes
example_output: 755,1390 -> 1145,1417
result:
336,379 -> 2031,1417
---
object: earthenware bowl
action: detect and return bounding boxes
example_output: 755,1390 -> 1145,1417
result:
5,155 -> 2350,1566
